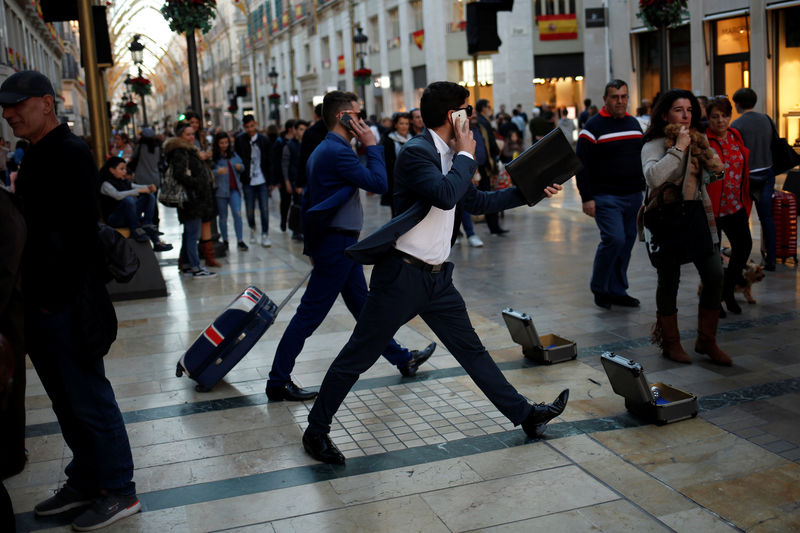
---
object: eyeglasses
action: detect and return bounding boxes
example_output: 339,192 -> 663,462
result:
452,105 -> 473,117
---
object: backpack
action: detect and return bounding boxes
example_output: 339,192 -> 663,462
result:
97,223 -> 140,283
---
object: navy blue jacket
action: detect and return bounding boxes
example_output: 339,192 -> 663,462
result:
303,132 -> 387,254
347,130 -> 527,264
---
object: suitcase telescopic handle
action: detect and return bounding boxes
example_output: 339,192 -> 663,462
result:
275,271 -> 313,313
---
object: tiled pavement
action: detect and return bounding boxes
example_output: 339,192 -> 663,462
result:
6,178 -> 800,532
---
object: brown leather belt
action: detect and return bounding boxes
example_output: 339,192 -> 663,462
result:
392,249 -> 443,273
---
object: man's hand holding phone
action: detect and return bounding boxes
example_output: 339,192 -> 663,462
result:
341,113 -> 376,146
452,110 -> 475,157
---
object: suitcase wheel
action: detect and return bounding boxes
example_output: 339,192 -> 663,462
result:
195,384 -> 213,393
176,364 -> 184,378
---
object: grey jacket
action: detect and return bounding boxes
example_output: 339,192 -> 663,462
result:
730,111 -> 774,171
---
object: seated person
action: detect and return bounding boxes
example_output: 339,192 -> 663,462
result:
99,156 -> 172,251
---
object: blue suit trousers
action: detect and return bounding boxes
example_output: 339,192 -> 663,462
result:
268,234 -> 411,388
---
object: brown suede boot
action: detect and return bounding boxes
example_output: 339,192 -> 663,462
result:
652,313 -> 691,363
695,306 -> 732,366
201,240 -> 222,267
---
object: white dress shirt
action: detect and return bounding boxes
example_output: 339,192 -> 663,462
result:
249,133 -> 266,186
395,130 -> 473,265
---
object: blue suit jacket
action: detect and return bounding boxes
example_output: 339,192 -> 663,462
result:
347,129 -> 527,264
302,132 -> 387,255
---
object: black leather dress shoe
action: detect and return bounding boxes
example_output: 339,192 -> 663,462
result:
609,294 -> 640,307
593,292 -> 612,309
303,431 -> 345,465
399,342 -> 436,377
266,381 -> 318,402
521,389 -> 569,438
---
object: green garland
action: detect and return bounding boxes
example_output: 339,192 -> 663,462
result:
161,0 -> 218,35
636,0 -> 688,29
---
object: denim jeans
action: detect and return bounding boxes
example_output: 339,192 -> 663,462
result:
26,307 -> 135,496
590,192 -> 643,297
243,183 -> 269,234
749,168 -> 776,265
181,217 -> 202,269
217,190 -> 244,243
106,194 -> 155,231
459,207 -> 475,237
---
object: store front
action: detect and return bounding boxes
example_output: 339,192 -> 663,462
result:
710,15 -> 751,101
532,52 -> 584,111
636,24 -> 691,104
770,4 -> 800,144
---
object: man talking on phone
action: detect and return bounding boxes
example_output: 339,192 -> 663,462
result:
264,91 -> 435,402
302,82 -> 569,464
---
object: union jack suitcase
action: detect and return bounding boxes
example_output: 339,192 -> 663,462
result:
176,272 -> 311,392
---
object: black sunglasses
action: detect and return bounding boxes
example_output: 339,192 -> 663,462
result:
453,105 -> 473,117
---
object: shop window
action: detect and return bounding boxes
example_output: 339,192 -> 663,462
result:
713,16 -> 750,97
637,25 -> 691,104
776,7 -> 800,143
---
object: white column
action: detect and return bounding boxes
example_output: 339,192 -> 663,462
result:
494,0 -> 535,111
377,0 -> 392,117
397,0 -> 414,110
422,0 -> 447,83
584,0 -> 612,106
342,9 -> 355,92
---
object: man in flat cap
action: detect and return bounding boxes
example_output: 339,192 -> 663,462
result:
0,70 -> 140,531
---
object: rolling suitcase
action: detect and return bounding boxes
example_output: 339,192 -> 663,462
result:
773,190 -> 797,264
176,272 -> 311,391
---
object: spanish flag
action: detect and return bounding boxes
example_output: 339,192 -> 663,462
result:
537,14 -> 578,41
412,29 -> 424,50
337,55 -> 345,75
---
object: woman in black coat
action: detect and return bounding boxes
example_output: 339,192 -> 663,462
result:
163,122 -> 216,278
379,112 -> 412,216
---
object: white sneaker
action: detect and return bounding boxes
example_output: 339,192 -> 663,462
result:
454,237 -> 462,245
468,235 -> 484,247
249,229 -> 257,243
261,234 -> 272,248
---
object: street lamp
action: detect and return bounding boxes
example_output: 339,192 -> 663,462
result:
129,35 -> 148,126
268,66 -> 279,124
353,27 -> 368,115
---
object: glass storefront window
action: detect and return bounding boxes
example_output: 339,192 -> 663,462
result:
776,7 -> 800,144
637,25 -> 691,104
713,16 -> 750,100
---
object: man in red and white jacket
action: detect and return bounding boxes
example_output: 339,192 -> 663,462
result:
576,80 -> 646,310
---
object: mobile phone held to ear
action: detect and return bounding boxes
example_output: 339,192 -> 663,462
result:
451,109 -> 468,129
339,113 -> 355,132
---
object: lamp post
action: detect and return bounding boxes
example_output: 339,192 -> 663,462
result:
123,74 -> 137,137
268,66 -> 279,125
353,26 -> 368,115
129,35 -> 147,126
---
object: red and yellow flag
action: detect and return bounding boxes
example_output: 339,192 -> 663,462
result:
412,29 -> 424,50
337,55 -> 345,75
537,14 -> 578,41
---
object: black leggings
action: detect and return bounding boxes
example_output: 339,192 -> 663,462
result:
656,244 -> 723,315
717,209 -> 753,291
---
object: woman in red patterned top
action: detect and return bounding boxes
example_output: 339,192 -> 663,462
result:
706,96 -> 753,315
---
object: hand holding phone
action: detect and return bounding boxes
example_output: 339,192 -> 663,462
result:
452,111 -> 475,157
339,112 -> 355,132
451,109 -> 468,130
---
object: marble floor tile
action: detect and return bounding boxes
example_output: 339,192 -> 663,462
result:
269,494 -> 450,533
472,499 -> 670,533
185,482 -> 343,532
422,465 -> 618,531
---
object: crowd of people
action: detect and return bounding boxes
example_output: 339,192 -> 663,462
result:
0,66 -> 795,531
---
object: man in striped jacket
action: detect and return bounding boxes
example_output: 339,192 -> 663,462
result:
576,79 -> 646,310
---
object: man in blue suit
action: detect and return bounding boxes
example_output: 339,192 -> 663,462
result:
303,82 -> 570,464
265,91 -> 435,402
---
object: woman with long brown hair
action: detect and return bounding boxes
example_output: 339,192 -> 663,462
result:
641,89 -> 730,366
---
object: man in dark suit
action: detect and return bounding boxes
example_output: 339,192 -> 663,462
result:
302,82 -> 569,465
234,115 -> 273,246
296,103 -> 327,192
266,91 -> 435,402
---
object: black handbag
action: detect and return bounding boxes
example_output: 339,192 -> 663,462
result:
770,119 -> 800,175
288,203 -> 303,234
642,183 -> 714,268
